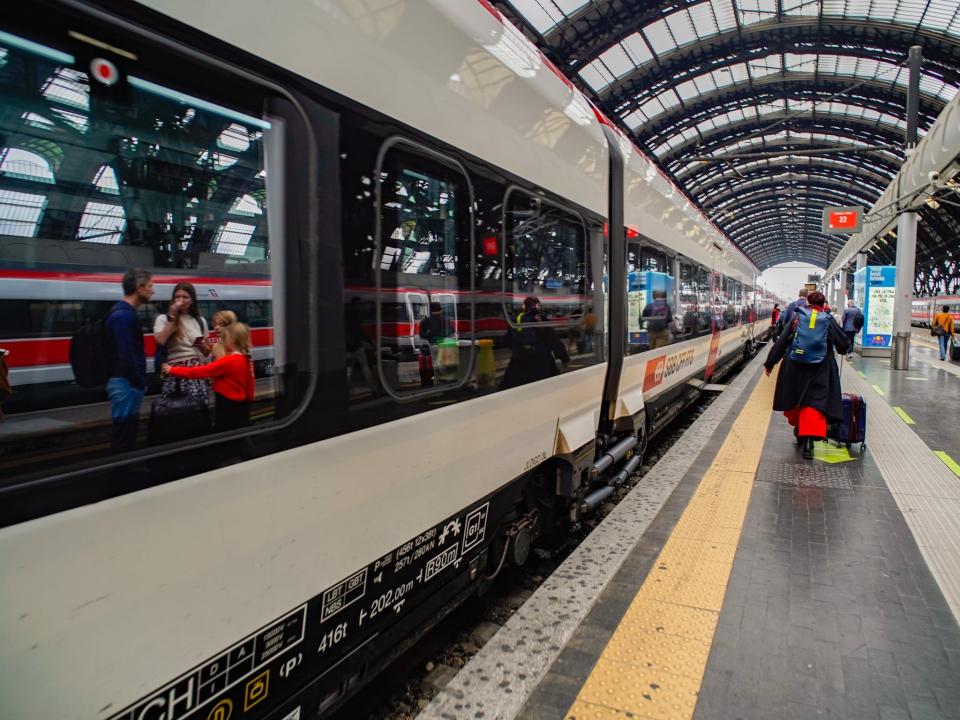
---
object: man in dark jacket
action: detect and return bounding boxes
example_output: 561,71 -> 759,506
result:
641,290 -> 673,349
500,296 -> 569,390
764,291 -> 850,459
106,268 -> 154,450
780,288 -> 809,329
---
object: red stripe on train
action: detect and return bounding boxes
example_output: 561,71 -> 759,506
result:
4,328 -> 274,368
0,269 -> 270,285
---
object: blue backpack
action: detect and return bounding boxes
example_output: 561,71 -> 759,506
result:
788,306 -> 830,364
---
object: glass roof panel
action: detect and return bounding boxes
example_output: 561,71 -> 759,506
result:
77,201 -> 125,244
920,0 -> 960,35
578,61 -> 615,92
643,18 -> 676,56
675,78 -> 700,101
622,109 -> 646,129
737,0 -> 778,27
665,9 -> 700,47
621,33 -> 654,69
0,190 -> 46,238
506,0 -> 586,35
597,43 -> 635,78
782,0 -> 823,16
0,148 -> 55,183
41,67 -> 88,110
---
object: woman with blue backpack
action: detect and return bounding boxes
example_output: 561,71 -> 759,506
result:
764,291 -> 851,459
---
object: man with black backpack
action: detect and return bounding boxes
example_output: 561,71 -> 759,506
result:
106,268 -> 154,451
841,299 -> 864,349
642,289 -> 674,349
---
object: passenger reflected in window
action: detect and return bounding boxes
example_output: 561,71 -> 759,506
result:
154,282 -> 211,404
723,303 -> 737,329
682,302 -> 700,340
500,296 -> 569,390
418,303 -> 450,345
106,269 -> 154,451
418,302 -> 459,385
208,310 -> 238,360
642,290 -> 673,349
163,323 -> 254,432
572,305 -> 596,354
344,298 -> 379,398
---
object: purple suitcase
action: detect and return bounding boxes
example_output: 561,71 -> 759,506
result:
829,393 -> 866,451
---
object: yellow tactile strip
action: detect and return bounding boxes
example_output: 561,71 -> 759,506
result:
565,372 -> 776,720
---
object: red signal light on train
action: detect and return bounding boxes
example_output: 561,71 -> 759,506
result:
482,236 -> 498,255
90,58 -> 119,86
601,224 -> 640,239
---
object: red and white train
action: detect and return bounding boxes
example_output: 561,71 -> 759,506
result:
0,267 -> 274,389
911,295 -> 960,328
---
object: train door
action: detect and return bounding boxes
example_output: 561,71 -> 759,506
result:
407,291 -> 430,350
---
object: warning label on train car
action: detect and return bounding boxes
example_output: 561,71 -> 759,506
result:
106,498 -> 497,720
107,605 -> 306,720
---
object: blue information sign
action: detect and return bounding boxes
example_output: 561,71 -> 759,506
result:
854,265 -> 895,350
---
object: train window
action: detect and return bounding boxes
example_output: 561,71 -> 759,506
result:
722,278 -> 741,328
0,26 -> 290,485
640,246 -> 668,273
628,247 -> 675,353
503,189 -> 586,324
375,140 -> 474,397
678,262 -> 701,340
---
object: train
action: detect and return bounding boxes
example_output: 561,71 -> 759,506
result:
911,295 -> 960,328
0,3 -> 780,719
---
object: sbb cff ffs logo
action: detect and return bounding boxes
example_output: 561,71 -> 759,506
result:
643,349 -> 695,391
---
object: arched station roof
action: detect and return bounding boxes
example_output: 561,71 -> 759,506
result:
492,0 -> 960,282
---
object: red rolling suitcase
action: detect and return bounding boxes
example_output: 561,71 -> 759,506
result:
829,393 -> 866,452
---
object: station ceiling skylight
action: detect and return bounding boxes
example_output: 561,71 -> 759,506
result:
496,0 -> 960,271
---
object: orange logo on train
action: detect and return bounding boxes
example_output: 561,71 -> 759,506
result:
643,356 -> 666,391
643,348 -> 695,392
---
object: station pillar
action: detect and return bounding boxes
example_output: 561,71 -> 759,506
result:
837,268 -> 847,308
893,210 -> 918,370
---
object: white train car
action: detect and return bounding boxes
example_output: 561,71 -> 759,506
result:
0,3 -> 768,719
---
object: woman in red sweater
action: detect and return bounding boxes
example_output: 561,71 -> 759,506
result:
163,323 -> 254,431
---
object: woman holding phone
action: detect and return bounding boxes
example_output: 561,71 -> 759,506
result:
153,282 -> 210,403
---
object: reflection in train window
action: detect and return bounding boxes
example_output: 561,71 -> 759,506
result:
0,28 -> 283,484
503,190 -> 586,324
376,142 -> 474,397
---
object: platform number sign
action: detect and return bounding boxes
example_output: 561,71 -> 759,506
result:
821,205 -> 863,234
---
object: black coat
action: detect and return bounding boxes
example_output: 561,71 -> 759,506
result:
500,311 -> 570,390
764,311 -> 851,422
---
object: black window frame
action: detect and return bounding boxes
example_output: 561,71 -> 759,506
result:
373,135 -> 476,401
501,185 -> 588,329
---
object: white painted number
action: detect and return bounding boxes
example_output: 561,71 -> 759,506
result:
317,623 -> 348,654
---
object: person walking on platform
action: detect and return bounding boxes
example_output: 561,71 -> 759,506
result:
780,288 -> 809,328
932,304 -> 955,361
841,299 -> 863,349
764,291 -> 850,459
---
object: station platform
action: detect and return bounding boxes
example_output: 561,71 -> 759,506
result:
422,344 -> 960,720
